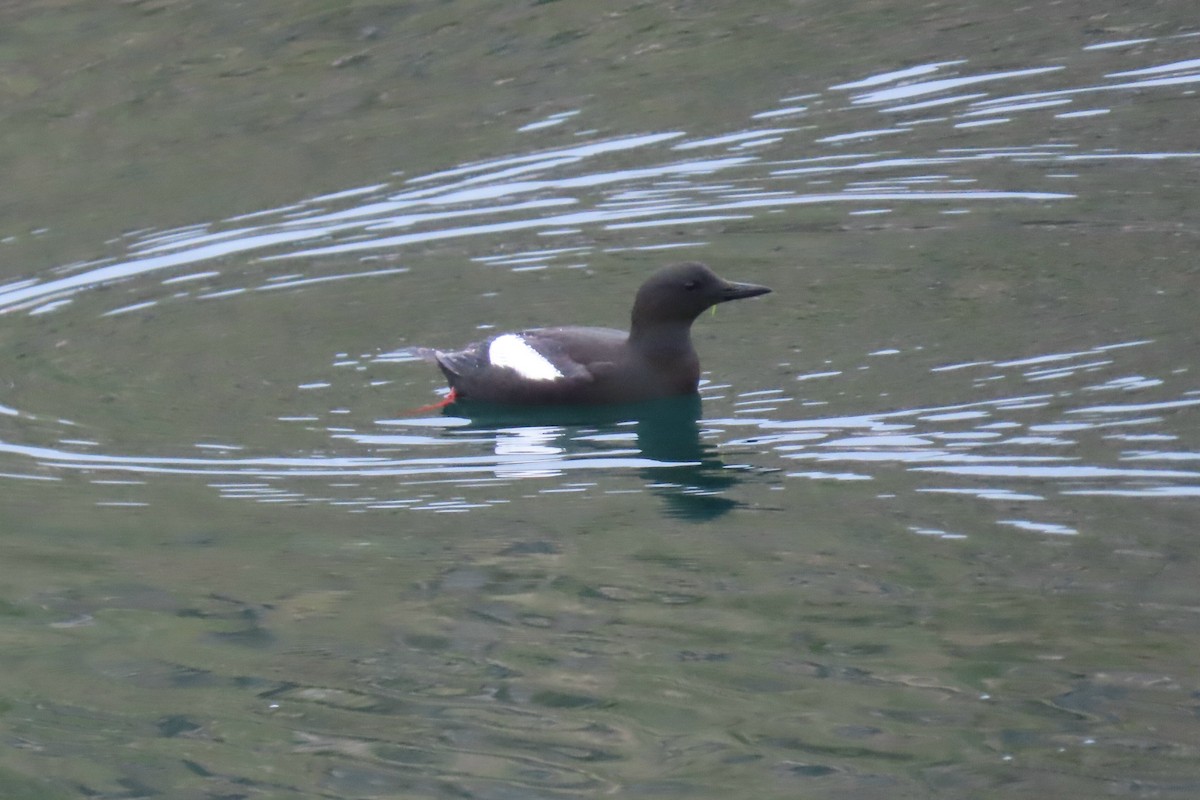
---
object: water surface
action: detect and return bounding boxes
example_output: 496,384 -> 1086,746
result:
1,3 -> 1198,798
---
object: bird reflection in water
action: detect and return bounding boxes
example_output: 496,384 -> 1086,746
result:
443,393 -> 741,520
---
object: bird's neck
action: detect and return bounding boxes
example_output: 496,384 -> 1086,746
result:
628,318 -> 697,361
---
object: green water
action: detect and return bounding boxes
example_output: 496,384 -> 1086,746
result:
1,2 -> 1199,797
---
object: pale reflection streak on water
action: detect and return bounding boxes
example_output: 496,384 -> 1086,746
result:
11,50 -> 1200,317
0,336 -> 1195,521
1,42 -> 1199,516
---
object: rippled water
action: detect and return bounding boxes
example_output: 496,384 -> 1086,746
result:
2,5 -> 1199,798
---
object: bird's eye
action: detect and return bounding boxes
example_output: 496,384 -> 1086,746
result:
683,280 -> 699,290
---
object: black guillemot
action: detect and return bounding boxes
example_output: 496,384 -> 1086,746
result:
429,261 -> 771,405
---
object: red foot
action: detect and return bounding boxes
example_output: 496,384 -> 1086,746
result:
406,388 -> 458,414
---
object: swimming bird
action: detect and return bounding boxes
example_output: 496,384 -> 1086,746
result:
430,261 -> 771,405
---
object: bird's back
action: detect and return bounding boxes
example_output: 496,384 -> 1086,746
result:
435,325 -> 696,405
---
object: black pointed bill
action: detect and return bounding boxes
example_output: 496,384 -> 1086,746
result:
719,280 -> 772,302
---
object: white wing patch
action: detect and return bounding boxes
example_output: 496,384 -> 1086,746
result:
487,334 -> 565,381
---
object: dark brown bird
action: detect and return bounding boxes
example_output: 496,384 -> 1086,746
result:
431,261 -> 771,405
